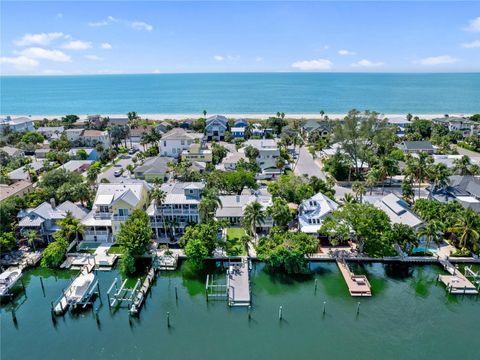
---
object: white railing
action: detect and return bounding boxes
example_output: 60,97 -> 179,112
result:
112,215 -> 130,221
93,212 -> 112,219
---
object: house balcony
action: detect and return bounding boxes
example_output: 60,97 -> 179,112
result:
93,212 -> 112,219
112,214 -> 130,221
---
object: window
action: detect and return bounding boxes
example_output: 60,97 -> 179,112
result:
99,205 -> 109,213
181,140 -> 185,145
163,141 -> 167,146
118,209 -> 129,217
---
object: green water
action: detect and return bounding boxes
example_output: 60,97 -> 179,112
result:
1,262 -> 479,360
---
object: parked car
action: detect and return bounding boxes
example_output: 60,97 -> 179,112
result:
128,147 -> 139,155
114,168 -> 124,177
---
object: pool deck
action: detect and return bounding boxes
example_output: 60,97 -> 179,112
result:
336,258 -> 372,297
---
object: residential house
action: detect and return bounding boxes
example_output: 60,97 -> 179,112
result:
60,160 -> 93,173
432,117 -> 480,137
205,115 -> 228,141
130,126 -> 155,143
243,139 -> 283,177
0,116 -> 35,134
387,117 -> 411,137
160,128 -> 203,158
66,129 -> 111,148
251,123 -> 264,137
8,160 -> 44,182
37,126 -> 64,140
215,190 -> 273,232
86,115 -> 104,129
0,181 -> 33,203
148,182 -> 204,241
299,192 -> 339,235
65,128 -> 84,142
231,127 -> 246,139
430,154 -> 480,170
181,143 -> 212,162
156,121 -> 171,134
300,120 -> 331,140
178,119 -> 193,129
373,193 -> 424,230
68,148 -> 100,161
0,146 -> 24,158
134,156 -> 175,182
398,141 -> 435,154
18,199 -> 88,242
429,175 -> 480,212
234,118 -> 248,128
81,182 -> 150,243
108,117 -> 129,126
34,148 -> 50,159
216,151 -> 247,171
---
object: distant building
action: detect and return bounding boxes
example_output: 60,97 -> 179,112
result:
373,193 -> 424,229
8,160 -> 45,182
299,192 -> 338,235
0,181 -> 33,203
108,117 -> 129,126
0,116 -> 35,134
148,182 -> 204,241
18,199 -> 88,242
217,151 -> 247,171
300,120 -> 331,140
231,127 -> 246,139
432,117 -> 480,137
181,143 -> 212,162
243,139 -> 282,176
66,129 -> 111,148
130,126 -> 155,143
205,115 -> 228,141
387,117 -> 411,137
37,126 -> 64,140
0,146 -> 24,158
429,175 -> 480,212
234,118 -> 248,128
156,121 -> 171,134
59,160 -> 93,173
160,128 -> 203,158
134,156 -> 175,182
398,141 -> 435,154
81,182 -> 150,243
68,148 -> 99,161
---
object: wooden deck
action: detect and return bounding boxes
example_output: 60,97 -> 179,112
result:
438,259 -> 478,295
227,258 -> 251,306
130,267 -> 156,315
336,258 -> 372,297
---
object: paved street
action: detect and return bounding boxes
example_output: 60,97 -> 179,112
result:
294,146 -> 326,179
333,184 -> 430,202
98,155 -> 135,183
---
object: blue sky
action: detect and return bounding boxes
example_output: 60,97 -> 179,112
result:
1,1 -> 479,75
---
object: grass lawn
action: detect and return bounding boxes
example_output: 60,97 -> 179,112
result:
107,244 -> 126,255
226,227 -> 247,256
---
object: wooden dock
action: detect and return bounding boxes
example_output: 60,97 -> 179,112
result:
336,258 -> 372,297
227,258 -> 251,306
130,267 -> 156,315
438,258 -> 478,295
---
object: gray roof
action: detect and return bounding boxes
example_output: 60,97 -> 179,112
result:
60,160 -> 93,172
18,200 -> 88,225
215,193 -> 272,218
134,156 -> 175,175
161,128 -> 203,141
400,141 -> 434,151
374,194 -> 424,229
8,160 -> 44,180
0,146 -> 23,157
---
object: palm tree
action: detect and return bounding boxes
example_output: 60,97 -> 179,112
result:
58,213 -> 85,246
87,165 -> 101,185
199,188 -> 222,222
151,187 -> 167,240
24,229 -> 38,251
203,110 -> 207,118
340,193 -> 357,205
366,168 -> 380,195
417,221 -> 443,251
351,181 -> 365,203
448,209 -> 479,250
428,163 -> 450,197
243,201 -> 266,240
23,163 -> 34,181
240,234 -> 253,257
453,155 -> 471,175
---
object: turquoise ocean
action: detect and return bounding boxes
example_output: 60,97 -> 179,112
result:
1,72 -> 479,115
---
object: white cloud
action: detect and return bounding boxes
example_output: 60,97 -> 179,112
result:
213,55 -> 225,61
14,32 -> 65,46
0,56 -> 39,70
62,40 -> 92,50
42,69 -> 65,75
19,47 -> 71,62
88,16 -> 153,31
56,13 -> 63,19
464,16 -> 480,32
153,69 -> 161,74
84,55 -> 102,61
100,42 -> 113,49
338,49 -> 356,56
131,21 -> 153,32
351,59 -> 384,68
291,58 -> 333,71
255,57 -> 264,62
415,55 -> 458,65
461,40 -> 480,48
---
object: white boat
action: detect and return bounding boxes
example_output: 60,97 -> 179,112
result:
0,268 -> 23,296
66,272 -> 96,305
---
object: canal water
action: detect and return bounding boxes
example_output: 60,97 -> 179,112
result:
1,262 -> 479,360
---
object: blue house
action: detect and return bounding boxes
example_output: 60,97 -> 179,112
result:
68,148 -> 99,160
231,127 -> 246,139
234,118 -> 248,128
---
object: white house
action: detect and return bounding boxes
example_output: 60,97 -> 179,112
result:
160,128 -> 203,158
243,139 -> 282,176
0,116 -> 35,134
299,192 -> 339,234
37,126 -> 65,140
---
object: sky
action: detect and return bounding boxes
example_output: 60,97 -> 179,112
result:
1,1 -> 479,75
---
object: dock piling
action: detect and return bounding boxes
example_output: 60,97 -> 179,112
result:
40,277 -> 45,296
167,312 -> 170,327
356,302 -> 360,315
323,301 -> 326,316
248,305 -> 252,320
314,279 -> 318,294
12,308 -> 17,324
278,306 -> 283,321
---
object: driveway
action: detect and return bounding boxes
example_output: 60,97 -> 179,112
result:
294,146 -> 326,179
98,155 -> 135,183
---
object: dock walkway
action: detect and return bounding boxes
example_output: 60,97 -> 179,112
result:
227,257 -> 251,306
438,258 -> 478,295
130,267 -> 156,315
336,258 -> 372,297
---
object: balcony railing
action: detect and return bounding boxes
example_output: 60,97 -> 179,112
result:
85,230 -> 110,236
93,212 -> 112,219
112,215 -> 130,221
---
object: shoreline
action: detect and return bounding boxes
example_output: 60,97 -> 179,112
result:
5,113 -> 474,121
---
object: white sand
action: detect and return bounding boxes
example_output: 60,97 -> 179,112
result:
15,113 -> 473,122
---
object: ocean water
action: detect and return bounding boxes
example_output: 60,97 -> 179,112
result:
1,73 -> 479,115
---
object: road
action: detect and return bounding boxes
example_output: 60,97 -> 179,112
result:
98,154 -> 135,183
294,146 -> 326,179
333,184 -> 430,202
454,145 -> 480,157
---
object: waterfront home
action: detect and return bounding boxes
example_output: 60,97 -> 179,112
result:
299,192 -> 339,235
398,141 -> 435,154
156,121 -> 171,134
18,199 -> 88,242
59,160 -> 93,174
130,126 -> 155,143
66,129 -> 111,148
181,143 -> 212,162
373,193 -> 424,230
8,160 -> 44,182
86,115 -> 104,128
160,128 -> 203,158
37,126 -> 64,140
148,181 -> 204,241
428,175 -> 480,212
0,146 -> 24,158
178,119 -> 193,129
231,127 -> 246,139
300,120 -> 331,140
108,117 -> 129,126
134,156 -> 175,182
216,151 -> 247,171
0,180 -> 33,203
243,139 -> 283,177
81,182 -> 150,243
68,148 -> 99,160
387,116 -> 411,137
205,115 -> 228,141
215,190 -> 273,231
0,116 -> 35,134
430,154 -> 480,170
432,117 -> 480,137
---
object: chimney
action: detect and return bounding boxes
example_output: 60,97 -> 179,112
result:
50,198 -> 56,208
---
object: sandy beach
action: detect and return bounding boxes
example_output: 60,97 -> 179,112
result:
16,113 -> 474,122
